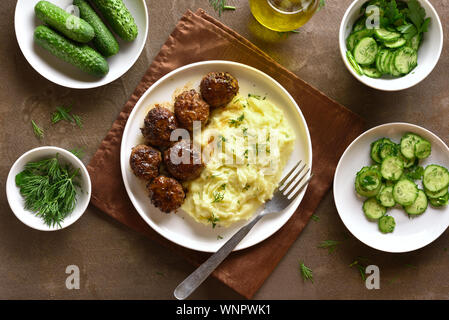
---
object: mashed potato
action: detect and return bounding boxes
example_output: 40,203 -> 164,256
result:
181,95 -> 295,227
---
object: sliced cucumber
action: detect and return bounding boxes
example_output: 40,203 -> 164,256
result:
404,190 -> 428,215
382,51 -> 394,75
363,197 -> 386,220
378,215 -> 395,233
376,49 -> 389,74
362,66 -> 382,78
393,179 -> 418,206
423,165 -> 449,192
394,47 -> 418,74
357,166 -> 382,191
424,187 -> 448,199
400,133 -> 422,160
353,37 -> 378,66
346,29 -> 374,52
407,33 -> 422,51
400,154 -> 417,169
429,193 -> 449,208
414,139 -> 431,159
370,138 -> 385,164
374,28 -> 401,42
389,54 -> 403,77
381,156 -> 404,181
379,142 -> 398,160
384,38 -> 406,49
346,50 -> 364,75
355,178 -> 381,197
377,185 -> 396,208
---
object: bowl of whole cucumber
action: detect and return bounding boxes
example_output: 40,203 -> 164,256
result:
15,0 -> 148,89
339,0 -> 443,91
334,123 -> 449,253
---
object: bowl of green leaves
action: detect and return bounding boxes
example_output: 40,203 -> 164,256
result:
6,146 -> 91,231
339,0 -> 443,91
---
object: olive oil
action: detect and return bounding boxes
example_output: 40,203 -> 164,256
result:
249,0 -> 319,32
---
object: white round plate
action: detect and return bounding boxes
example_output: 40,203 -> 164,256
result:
120,61 -> 312,253
334,123 -> 449,253
15,0 -> 148,89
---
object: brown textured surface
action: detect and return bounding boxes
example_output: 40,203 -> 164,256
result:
0,0 -> 448,299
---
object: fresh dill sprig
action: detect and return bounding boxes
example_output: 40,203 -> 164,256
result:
299,261 -> 314,283
311,214 -> 320,222
349,257 -> 369,282
319,0 -> 326,11
72,114 -> 83,128
70,148 -> 85,159
52,107 -> 73,124
209,0 -> 236,17
31,120 -> 44,139
52,107 -> 83,128
318,240 -> 340,254
15,154 -> 80,227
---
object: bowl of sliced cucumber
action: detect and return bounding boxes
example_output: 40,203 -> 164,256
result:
15,0 -> 149,89
334,123 -> 449,253
339,0 -> 443,91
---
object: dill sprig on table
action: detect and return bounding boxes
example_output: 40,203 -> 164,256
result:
31,120 -> 44,139
51,106 -> 83,128
299,261 -> 314,283
15,155 -> 80,227
318,240 -> 340,254
209,0 -> 236,17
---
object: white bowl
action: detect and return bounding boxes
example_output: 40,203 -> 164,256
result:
6,147 -> 91,231
339,0 -> 443,91
334,123 -> 449,253
14,0 -> 149,89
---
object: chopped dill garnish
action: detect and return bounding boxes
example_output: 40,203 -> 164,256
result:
212,191 -> 225,203
228,113 -> 245,127
311,214 -> 320,222
208,213 -> 220,228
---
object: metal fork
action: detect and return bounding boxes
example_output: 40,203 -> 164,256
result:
174,160 -> 312,300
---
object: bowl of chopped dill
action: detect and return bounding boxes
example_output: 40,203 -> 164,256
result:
6,146 -> 91,231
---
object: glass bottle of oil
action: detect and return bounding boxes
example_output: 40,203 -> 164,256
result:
249,0 -> 319,32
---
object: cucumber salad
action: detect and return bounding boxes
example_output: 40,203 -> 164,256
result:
346,0 -> 431,79
355,133 -> 449,234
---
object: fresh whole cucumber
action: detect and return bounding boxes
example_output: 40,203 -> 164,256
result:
90,0 -> 138,41
73,0 -> 119,57
34,25 -> 109,77
34,1 -> 95,43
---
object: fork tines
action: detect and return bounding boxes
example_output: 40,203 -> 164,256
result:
279,160 -> 312,199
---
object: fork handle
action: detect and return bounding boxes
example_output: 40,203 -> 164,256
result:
174,213 -> 265,300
